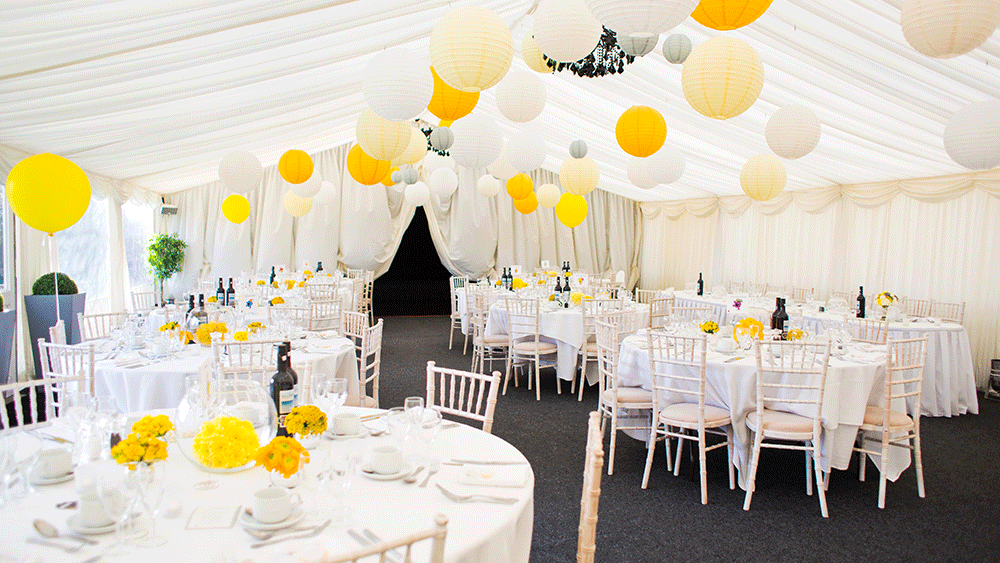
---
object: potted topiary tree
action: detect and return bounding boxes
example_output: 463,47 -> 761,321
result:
23,272 -> 87,378
147,233 -> 187,306
0,294 -> 14,386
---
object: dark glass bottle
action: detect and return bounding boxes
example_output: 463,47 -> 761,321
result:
269,266 -> 276,284
562,276 -> 571,308
857,286 -> 866,318
226,278 -> 235,307
697,273 -> 704,296
195,294 -> 208,324
270,343 -> 299,437
554,275 -> 563,303
187,294 -> 195,314
216,278 -> 225,304
771,297 -> 789,333
316,261 -> 323,272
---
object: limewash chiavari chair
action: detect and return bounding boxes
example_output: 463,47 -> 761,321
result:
131,288 -> 158,313
575,298 -> 624,401
930,300 -> 965,324
596,319 -> 652,476
319,515 -> 448,563
744,340 -> 832,518
643,332 -> 734,504
77,311 -> 127,341
670,306 -> 713,324
727,281 -> 746,294
304,278 -> 340,301
448,276 -> 469,353
902,297 -> 931,318
49,319 -> 68,345
577,411 -> 604,563
425,361 -> 500,434
648,296 -> 674,329
748,282 -> 768,296
2,342 -> 94,430
357,318 -> 384,408
830,289 -> 854,302
634,289 -> 658,305
504,297 -> 558,401
469,286 -> 508,377
307,299 -> 341,332
843,317 -> 889,345
211,339 -> 283,389
791,287 -> 814,303
855,336 -> 928,509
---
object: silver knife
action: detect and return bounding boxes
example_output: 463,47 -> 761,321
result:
250,519 -> 330,548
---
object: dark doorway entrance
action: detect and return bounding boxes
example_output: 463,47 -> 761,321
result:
372,206 -> 451,317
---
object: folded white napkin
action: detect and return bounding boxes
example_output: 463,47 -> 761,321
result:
911,317 -> 940,324
457,465 -> 529,488
114,356 -> 145,368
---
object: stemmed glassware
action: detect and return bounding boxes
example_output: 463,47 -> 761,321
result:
316,378 -> 348,420
322,444 -> 357,526
134,463 -> 167,547
98,463 -> 142,556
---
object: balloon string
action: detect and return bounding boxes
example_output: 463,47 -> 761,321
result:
48,234 -> 61,338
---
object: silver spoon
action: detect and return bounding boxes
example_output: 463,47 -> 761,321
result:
33,518 -> 98,546
403,465 -> 425,484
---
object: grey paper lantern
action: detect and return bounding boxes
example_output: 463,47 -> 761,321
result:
430,127 -> 455,151
401,168 -> 419,185
569,140 -> 588,159
618,35 -> 658,57
390,170 -> 403,184
663,33 -> 692,64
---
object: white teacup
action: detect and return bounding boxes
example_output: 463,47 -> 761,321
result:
333,412 -> 361,436
75,464 -> 114,528
253,488 -> 302,524
716,338 -> 737,353
150,341 -> 168,357
371,445 -> 402,475
36,447 -> 73,479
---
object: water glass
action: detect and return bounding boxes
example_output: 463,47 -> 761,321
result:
134,463 -> 167,547
98,464 -> 141,556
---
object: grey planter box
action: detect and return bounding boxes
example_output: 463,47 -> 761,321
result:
0,309 -> 15,386
24,293 -> 86,379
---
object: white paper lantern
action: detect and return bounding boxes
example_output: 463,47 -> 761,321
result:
487,143 -> 519,181
362,48 -> 434,121
901,0 -> 1000,59
283,190 -> 313,217
662,33 -> 692,64
477,174 -> 502,196
533,0 -> 604,63
390,170 -> 404,184
392,127 -> 429,166
312,181 -> 337,205
537,183 -> 561,207
559,156 -> 600,195
586,0 -> 698,39
645,144 -> 686,184
404,181 -> 430,206
430,127 -> 454,151
218,150 -> 263,194
618,35 -> 658,56
356,108 -> 410,161
291,170 -> 322,198
766,106 -> 822,160
429,6 -> 513,92
429,167 -> 459,197
401,167 -> 420,185
944,99 -> 1000,169
507,130 -> 548,173
627,157 -> 659,190
569,140 -> 588,159
449,113 -> 503,169
423,153 -> 455,175
495,69 -> 547,123
740,155 -> 787,201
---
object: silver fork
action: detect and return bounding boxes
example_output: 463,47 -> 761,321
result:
435,483 -> 518,504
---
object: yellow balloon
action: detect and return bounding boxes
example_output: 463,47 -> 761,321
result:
555,193 -> 588,228
692,0 -> 774,31
381,166 -> 400,187
616,106 -> 666,158
513,191 -> 538,214
347,144 -> 392,186
283,190 -> 312,217
222,194 -> 251,224
5,153 -> 91,235
279,149 -> 313,184
427,67 -> 480,122
506,173 -> 533,200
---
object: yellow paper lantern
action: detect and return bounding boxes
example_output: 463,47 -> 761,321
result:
439,119 -> 454,128
278,149 -> 313,184
901,0 -> 1000,59
381,166 -> 400,187
682,36 -> 763,120
513,191 -> 539,214
555,193 -> 588,228
740,154 -> 786,202
222,194 -> 251,224
615,106 -> 667,157
506,173 -> 534,200
392,127 -> 428,166
691,0 -> 773,30
5,154 -> 91,235
522,32 -> 553,73
537,183 -> 561,208
283,190 -> 313,217
347,144 -> 392,186
356,108 -> 410,162
427,67 -> 480,122
429,6 -> 513,93
559,156 -> 600,195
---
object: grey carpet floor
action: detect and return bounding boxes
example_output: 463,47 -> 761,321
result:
377,315 -> 1000,563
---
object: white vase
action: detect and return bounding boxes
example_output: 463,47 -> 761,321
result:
295,433 -> 321,450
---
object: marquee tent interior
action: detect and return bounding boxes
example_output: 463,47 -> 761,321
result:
1,0 -> 998,389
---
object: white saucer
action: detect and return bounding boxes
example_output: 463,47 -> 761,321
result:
324,428 -> 368,440
238,507 -> 305,531
67,513 -> 115,535
361,462 -> 412,481
31,471 -> 74,486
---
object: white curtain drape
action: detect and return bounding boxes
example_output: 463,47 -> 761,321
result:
640,169 -> 1000,389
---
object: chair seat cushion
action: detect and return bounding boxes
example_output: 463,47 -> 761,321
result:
602,387 -> 652,404
746,409 -> 814,435
862,406 -> 913,428
513,341 -> 558,354
475,335 -> 508,346
658,403 -> 731,426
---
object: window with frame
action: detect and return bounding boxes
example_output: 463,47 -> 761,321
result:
123,199 -> 154,291
56,197 -> 109,299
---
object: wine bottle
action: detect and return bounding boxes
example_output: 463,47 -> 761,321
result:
270,343 -> 297,437
216,278 -> 225,304
697,273 -> 704,296
554,275 -> 563,303
194,294 -> 208,325
778,298 -> 789,337
269,266 -> 276,284
316,261 -> 323,272
771,297 -> 789,334
187,294 -> 195,314
563,276 -> 572,308
225,278 -> 235,307
857,286 -> 866,318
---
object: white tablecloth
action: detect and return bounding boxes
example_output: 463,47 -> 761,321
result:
615,334 -> 909,489
1,407 -> 534,563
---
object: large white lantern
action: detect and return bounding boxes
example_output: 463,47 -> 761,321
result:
487,143 -> 519,181
740,155 -> 786,201
495,69 -> 547,123
586,0 -> 698,39
477,174 -> 502,196
449,113 -> 503,169
312,181 -> 337,206
662,33 -> 692,64
356,108 -> 410,161
533,0 -> 603,63
429,167 -> 459,197
943,99 -> 1000,169
559,156 -> 600,195
507,130 -> 548,173
766,106 -> 821,160
429,6 -> 513,92
627,157 -> 659,190
291,170 -> 322,198
901,0 -> 1000,59
218,150 -> 263,194
362,48 -> 434,121
537,183 -> 561,207
423,153 -> 455,175
645,144 -> 686,184
404,181 -> 430,207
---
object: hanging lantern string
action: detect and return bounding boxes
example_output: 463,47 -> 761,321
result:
544,27 -> 635,78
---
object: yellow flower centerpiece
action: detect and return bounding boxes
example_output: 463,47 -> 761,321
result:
303,269 -> 313,276
110,414 -> 173,468
256,280 -> 266,286
876,291 -> 898,320
206,296 -> 217,303
247,321 -> 266,334
285,279 -> 296,290
253,436 -> 309,479
786,328 -> 806,341
733,317 -> 765,340
700,320 -> 719,334
512,278 -> 528,290
570,291 -> 593,305
192,416 -> 260,470
195,321 -> 229,346
285,405 -> 327,448
131,414 -> 174,438
233,331 -> 249,342
158,321 -> 179,332
269,296 -> 285,306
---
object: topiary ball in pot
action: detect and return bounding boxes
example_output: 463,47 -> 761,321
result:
32,272 -> 79,295
0,294 -> 4,310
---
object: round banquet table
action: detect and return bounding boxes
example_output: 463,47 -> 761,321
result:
614,332 -> 910,488
1,407 -> 534,563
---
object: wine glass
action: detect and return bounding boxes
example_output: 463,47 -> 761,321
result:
322,444 -> 357,526
317,378 -> 348,419
134,463 -> 167,547
404,396 -> 424,426
98,464 -> 141,556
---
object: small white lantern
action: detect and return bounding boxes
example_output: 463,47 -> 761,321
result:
449,113 -> 503,169
429,167 -> 459,197
586,0 -> 698,39
537,183 -> 561,207
901,0 -> 1000,59
766,106 -> 822,160
488,143 -> 520,181
662,33 -> 692,64
507,130 -> 548,173
362,48 -> 434,121
533,0 -> 603,63
569,140 -> 588,159
645,144 -> 686,184
312,181 -> 337,205
218,150 -> 263,194
404,181 -> 430,207
495,69 -> 547,123
944,99 -> 1000,169
401,167 -> 420,185
477,174 -> 502,196
627,157 -> 659,190
283,190 -> 313,217
291,170 -> 322,198
422,153 -> 455,175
